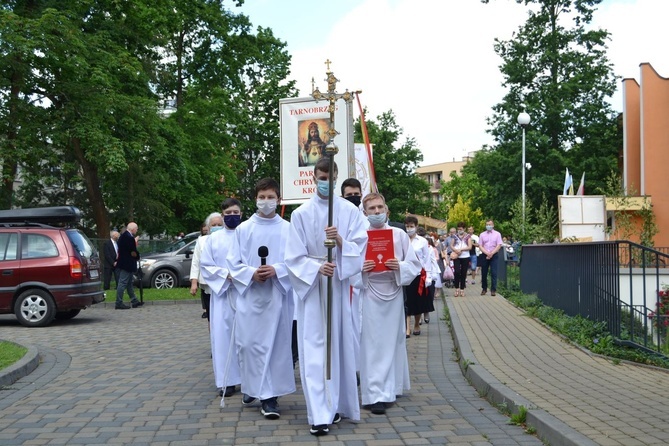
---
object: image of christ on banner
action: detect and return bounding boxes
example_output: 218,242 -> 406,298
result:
297,118 -> 330,167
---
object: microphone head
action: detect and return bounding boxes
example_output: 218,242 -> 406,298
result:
258,246 -> 269,257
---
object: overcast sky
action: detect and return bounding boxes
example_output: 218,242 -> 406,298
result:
236,0 -> 667,166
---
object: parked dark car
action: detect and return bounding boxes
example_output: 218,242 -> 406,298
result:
0,206 -> 105,327
137,232 -> 199,289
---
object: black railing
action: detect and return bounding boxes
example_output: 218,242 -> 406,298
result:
520,241 -> 669,356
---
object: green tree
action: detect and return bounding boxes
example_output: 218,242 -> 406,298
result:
1,0 -> 296,237
354,110 -> 435,223
447,195 -> 484,231
478,0 -> 619,223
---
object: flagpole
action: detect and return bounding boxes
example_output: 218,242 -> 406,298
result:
311,60 -> 354,380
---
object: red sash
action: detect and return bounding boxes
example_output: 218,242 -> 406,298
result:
417,268 -> 427,295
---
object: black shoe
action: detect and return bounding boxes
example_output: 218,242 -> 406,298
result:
332,413 -> 341,424
310,424 -> 329,436
202,311 -> 208,319
115,304 -> 130,310
260,397 -> 280,419
224,385 -> 236,397
131,301 -> 144,308
242,394 -> 258,406
370,402 -> 386,414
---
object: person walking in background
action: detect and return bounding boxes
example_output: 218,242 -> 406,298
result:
479,219 -> 503,296
103,229 -> 120,290
450,222 -> 472,297
284,158 -> 368,437
115,223 -> 143,309
467,226 -> 480,284
200,199 -> 243,399
359,193 -> 421,415
190,213 -> 223,321
227,178 -> 295,421
404,216 -> 432,338
341,177 -> 365,377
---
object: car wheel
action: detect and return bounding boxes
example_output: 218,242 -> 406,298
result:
55,309 -> 81,320
14,289 -> 57,327
152,269 -> 177,289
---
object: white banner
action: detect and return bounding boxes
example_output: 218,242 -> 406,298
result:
279,97 -> 352,205
354,142 -> 375,196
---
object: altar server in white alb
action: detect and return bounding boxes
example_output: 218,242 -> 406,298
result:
285,158 -> 368,437
200,198 -> 243,399
226,178 -> 295,420
359,193 -> 421,415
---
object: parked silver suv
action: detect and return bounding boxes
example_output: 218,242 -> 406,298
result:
137,232 -> 199,289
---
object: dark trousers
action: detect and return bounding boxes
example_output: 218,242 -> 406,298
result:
453,257 -> 470,289
103,266 -> 120,290
200,289 -> 211,321
116,269 -> 139,305
480,253 -> 499,292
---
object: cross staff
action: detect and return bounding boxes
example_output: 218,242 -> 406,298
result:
311,61 -> 353,380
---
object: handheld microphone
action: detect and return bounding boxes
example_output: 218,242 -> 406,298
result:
258,246 -> 269,266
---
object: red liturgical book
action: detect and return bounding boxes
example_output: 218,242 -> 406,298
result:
366,229 -> 394,272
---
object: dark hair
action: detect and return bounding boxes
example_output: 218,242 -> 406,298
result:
314,157 -> 338,176
340,177 -> 361,196
457,221 -> 466,229
405,215 -> 418,225
221,197 -> 242,211
255,177 -> 281,198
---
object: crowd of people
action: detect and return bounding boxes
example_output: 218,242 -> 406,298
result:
130,157 -> 507,437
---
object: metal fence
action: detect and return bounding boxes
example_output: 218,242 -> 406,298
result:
520,241 -> 669,355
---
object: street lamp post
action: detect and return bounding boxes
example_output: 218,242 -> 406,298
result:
517,109 -> 531,225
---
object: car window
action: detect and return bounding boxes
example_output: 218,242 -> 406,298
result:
66,230 -> 96,259
0,232 -> 18,260
178,241 -> 196,254
22,233 -> 59,259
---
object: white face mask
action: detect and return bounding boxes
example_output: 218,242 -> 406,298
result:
406,228 -> 416,236
257,199 -> 277,216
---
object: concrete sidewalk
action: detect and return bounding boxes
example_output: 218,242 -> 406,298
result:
446,282 -> 669,446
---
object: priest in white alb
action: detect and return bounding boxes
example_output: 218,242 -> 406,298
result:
359,193 -> 421,415
226,178 -> 295,420
284,158 -> 368,437
200,198 -> 243,399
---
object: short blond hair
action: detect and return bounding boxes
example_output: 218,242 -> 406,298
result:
362,192 -> 386,210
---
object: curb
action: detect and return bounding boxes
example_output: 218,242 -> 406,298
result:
446,298 -> 598,446
0,340 -> 39,387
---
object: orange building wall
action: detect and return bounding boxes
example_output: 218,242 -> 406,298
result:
623,63 -> 669,248
639,64 -> 669,247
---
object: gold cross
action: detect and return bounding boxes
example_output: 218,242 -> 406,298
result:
324,59 -> 332,72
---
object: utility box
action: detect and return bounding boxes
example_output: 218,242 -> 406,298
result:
558,195 -> 607,241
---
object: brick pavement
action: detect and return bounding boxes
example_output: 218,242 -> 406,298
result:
0,299 -> 541,445
447,283 -> 669,446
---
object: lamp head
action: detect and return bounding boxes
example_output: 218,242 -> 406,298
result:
517,111 -> 531,127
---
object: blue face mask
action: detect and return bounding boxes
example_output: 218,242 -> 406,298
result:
223,214 -> 241,229
486,225 -> 493,232
367,213 -> 386,228
209,225 -> 224,233
316,179 -> 330,197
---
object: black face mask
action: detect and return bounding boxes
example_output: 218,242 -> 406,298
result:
344,195 -> 362,208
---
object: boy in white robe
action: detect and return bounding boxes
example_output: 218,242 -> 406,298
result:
285,158 -> 368,436
200,198 -> 243,399
360,193 -> 421,414
226,178 -> 295,420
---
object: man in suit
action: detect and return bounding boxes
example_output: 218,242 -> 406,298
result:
115,222 -> 143,309
103,230 -> 120,290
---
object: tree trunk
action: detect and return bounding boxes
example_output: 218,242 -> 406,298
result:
71,137 -> 109,238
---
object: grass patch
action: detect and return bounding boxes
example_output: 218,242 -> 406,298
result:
110,284 -> 196,301
0,341 -> 27,371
